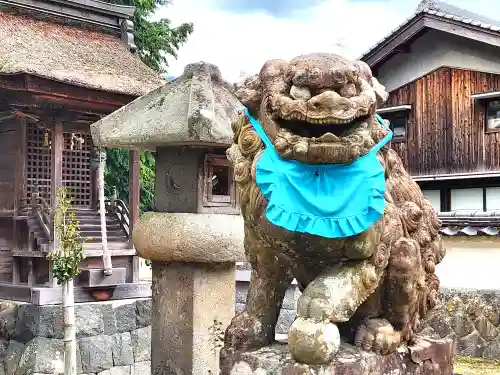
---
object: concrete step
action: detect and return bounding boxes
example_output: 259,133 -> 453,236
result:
70,209 -> 115,218
80,230 -> 125,238
77,217 -> 120,225
79,223 -> 122,232
85,236 -> 128,243
83,241 -> 131,251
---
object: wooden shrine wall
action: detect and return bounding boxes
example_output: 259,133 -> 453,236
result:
62,130 -> 92,207
26,123 -> 52,204
0,219 -> 13,282
26,123 -> 93,207
0,121 -> 17,210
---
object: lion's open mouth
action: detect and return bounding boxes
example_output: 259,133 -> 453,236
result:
276,116 -> 369,140
267,109 -> 375,164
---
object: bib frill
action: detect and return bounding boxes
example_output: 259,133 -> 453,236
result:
256,156 -> 386,239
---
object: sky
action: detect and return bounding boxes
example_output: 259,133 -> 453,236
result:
156,0 -> 500,83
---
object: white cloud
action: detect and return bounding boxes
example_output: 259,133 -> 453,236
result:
155,0 -> 498,83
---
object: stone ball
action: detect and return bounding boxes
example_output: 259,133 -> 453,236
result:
287,317 -> 341,364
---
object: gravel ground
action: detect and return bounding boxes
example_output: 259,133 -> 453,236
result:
454,356 -> 500,375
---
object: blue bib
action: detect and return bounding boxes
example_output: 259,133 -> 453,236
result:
244,108 -> 392,238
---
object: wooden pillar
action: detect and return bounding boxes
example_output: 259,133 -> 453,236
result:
129,150 -> 140,283
51,122 -> 64,211
14,117 -> 27,216
12,117 -> 26,284
50,121 -> 64,286
91,168 -> 98,210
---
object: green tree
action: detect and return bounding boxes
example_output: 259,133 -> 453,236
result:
110,0 -> 193,72
103,0 -> 193,212
104,149 -> 155,213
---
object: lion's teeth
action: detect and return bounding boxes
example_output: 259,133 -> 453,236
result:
319,132 -> 340,142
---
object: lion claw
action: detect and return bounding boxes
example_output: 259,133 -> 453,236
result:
355,318 -> 401,355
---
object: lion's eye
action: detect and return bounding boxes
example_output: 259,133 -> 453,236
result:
311,69 -> 321,79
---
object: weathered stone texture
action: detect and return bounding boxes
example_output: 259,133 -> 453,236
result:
237,276 -> 500,360
80,335 -> 114,373
131,361 -> 151,375
17,337 -> 64,374
91,62 -> 242,150
133,212 -> 245,263
236,281 -> 298,335
418,287 -> 500,359
4,340 -> 24,374
113,332 -> 134,366
0,300 -> 152,375
0,285 -> 495,375
223,339 -> 454,375
136,299 -> 152,327
115,303 -> 138,333
131,327 -> 151,362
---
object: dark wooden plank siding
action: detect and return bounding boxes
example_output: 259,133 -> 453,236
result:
0,121 -> 18,210
384,67 -> 500,176
0,219 -> 13,283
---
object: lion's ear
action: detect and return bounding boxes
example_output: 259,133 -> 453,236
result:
233,74 -> 262,112
371,77 -> 389,107
353,60 -> 388,107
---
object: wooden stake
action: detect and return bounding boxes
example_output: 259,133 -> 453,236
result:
98,150 -> 112,276
63,279 -> 76,375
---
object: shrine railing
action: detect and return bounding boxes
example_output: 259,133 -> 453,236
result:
106,197 -> 131,239
99,189 -> 130,239
30,185 -> 53,242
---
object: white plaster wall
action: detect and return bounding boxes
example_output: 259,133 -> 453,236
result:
377,29 -> 500,92
436,238 -> 500,290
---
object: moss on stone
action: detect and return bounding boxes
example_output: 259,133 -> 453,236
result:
446,299 -> 457,314
454,356 -> 500,375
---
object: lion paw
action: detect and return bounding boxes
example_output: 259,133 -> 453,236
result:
297,292 -> 339,321
354,318 -> 402,354
288,317 -> 341,364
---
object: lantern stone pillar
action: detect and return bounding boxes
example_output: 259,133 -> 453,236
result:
90,62 -> 245,375
134,213 -> 244,374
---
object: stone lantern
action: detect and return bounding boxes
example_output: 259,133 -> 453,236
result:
90,62 -> 245,375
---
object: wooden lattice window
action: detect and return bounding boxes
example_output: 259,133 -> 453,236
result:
202,154 -> 236,207
26,123 -> 52,205
62,131 -> 93,207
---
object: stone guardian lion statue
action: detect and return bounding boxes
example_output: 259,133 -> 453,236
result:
222,53 -> 445,365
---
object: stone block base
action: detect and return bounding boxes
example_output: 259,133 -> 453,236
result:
0,299 -> 152,375
222,337 -> 454,375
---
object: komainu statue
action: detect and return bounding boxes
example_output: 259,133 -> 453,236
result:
222,53 -> 446,365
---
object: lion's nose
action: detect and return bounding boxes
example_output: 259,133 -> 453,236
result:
292,71 -> 307,86
290,85 -> 311,101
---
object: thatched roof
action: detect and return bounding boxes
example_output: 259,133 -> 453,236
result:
91,62 -> 243,150
0,11 -> 164,96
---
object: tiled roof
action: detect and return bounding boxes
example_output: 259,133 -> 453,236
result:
360,0 -> 500,61
438,211 -> 500,237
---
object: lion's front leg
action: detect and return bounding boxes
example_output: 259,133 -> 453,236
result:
221,226 -> 293,362
288,260 -> 384,364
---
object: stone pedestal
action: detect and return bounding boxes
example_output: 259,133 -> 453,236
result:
151,261 -> 236,375
133,212 -> 245,375
222,337 -> 454,375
